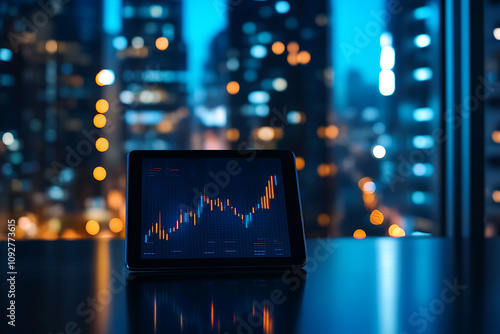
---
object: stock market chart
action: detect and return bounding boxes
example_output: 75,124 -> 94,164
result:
141,158 -> 291,259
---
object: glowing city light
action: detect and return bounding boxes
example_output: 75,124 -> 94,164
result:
353,229 -> 366,239
363,181 -> 376,193
2,132 -> 14,146
112,36 -> 127,50
413,67 -> 433,81
0,48 -> 13,61
414,6 -> 432,20
380,32 -> 393,47
248,91 -> 270,104
93,166 -> 107,181
411,191 -> 426,205
287,53 -> 298,66
272,41 -> 285,55
379,69 -> 395,96
287,111 -> 302,124
414,34 -> 431,48
226,81 -> 240,95
287,42 -> 299,53
226,128 -> 240,141
372,145 -> 386,158
45,40 -> 57,53
272,78 -> 287,91
391,227 -> 406,237
155,37 -> 169,50
250,45 -> 267,59
413,107 -> 434,121
226,58 -> 239,71
412,135 -> 434,149
317,163 -> 335,177
380,46 -> 395,70
295,157 -> 305,170
413,163 -> 434,176
131,36 -> 144,48
86,220 -> 100,235
256,127 -> 274,141
95,138 -> 109,152
95,70 -> 115,86
370,210 -> 384,225
93,114 -> 106,128
324,125 -> 339,139
109,218 -> 124,233
492,131 -> 500,143
297,50 -> 311,64
95,99 -> 109,113
494,28 -> 500,41
275,1 -> 290,14
493,191 -> 500,203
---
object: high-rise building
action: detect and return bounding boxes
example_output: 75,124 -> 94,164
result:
0,0 -> 104,237
225,0 -> 332,236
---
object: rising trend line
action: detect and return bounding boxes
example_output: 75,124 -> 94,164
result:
145,175 -> 277,242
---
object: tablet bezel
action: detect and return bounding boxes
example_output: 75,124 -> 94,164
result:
126,150 -> 307,270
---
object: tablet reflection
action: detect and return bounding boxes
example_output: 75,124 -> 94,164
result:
126,270 -> 306,334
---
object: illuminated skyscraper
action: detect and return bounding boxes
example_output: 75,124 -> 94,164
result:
225,0 -> 332,235
118,0 -> 189,153
0,0 -> 104,236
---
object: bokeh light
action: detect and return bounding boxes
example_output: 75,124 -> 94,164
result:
324,125 -> 339,139
256,127 -> 274,141
226,128 -> 240,141
95,138 -> 109,152
272,41 -> 285,54
295,156 -> 305,170
45,40 -> 57,53
297,50 -> 311,64
493,190 -> 500,203
226,81 -> 240,95
155,37 -> 169,50
95,69 -> 115,86
93,166 -> 107,181
372,145 -> 386,159
370,210 -> 384,225
109,218 -> 124,233
492,131 -> 500,143
95,99 -> 109,113
85,220 -> 100,235
353,229 -> 366,239
287,53 -> 298,65
287,41 -> 299,53
317,213 -> 330,226
93,114 -> 106,128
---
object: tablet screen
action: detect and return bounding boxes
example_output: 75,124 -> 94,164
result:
140,158 -> 291,259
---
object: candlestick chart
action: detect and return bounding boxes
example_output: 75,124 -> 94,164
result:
141,158 -> 291,259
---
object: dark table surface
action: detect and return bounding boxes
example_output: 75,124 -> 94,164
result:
1,238 -> 499,334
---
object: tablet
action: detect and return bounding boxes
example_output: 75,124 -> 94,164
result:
126,150 -> 307,270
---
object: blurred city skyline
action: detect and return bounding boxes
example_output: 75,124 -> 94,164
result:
1,0 -> 498,240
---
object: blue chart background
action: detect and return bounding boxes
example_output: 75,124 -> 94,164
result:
141,158 -> 291,259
